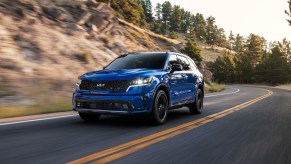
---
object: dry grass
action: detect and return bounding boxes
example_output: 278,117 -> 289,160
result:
200,48 -> 224,62
205,82 -> 225,93
0,98 -> 71,118
275,84 -> 291,90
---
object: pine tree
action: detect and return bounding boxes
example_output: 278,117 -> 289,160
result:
209,52 -> 236,83
180,40 -> 202,66
110,0 -> 147,27
217,28 -> 228,48
233,34 -> 244,52
205,16 -> 218,46
141,0 -> 153,23
181,11 -> 191,33
245,34 -> 266,66
285,0 -> 291,26
155,3 -> 162,21
234,54 -> 254,83
186,26 -> 196,42
151,2 -> 163,34
193,13 -> 207,42
161,1 -> 172,34
255,44 -> 291,84
228,31 -> 235,51
281,38 -> 291,62
170,5 -> 182,32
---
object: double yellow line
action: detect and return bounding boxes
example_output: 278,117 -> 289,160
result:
68,90 -> 273,164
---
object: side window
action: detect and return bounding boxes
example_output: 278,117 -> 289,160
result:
168,54 -> 179,67
188,58 -> 198,71
177,55 -> 191,71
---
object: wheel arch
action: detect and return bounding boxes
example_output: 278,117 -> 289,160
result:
153,83 -> 170,106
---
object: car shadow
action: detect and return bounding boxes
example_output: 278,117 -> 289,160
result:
74,108 -> 198,128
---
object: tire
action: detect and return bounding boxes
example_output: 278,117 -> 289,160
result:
78,112 -> 100,122
188,88 -> 203,114
149,90 -> 169,125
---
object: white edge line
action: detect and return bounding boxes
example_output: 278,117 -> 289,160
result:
0,114 -> 78,126
205,88 -> 240,98
0,88 -> 240,126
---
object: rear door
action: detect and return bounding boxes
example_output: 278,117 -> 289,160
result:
168,54 -> 185,106
177,55 -> 197,103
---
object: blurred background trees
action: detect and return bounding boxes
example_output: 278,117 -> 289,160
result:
95,0 -> 291,85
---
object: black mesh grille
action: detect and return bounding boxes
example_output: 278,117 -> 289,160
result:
76,100 -> 133,110
79,80 -> 131,92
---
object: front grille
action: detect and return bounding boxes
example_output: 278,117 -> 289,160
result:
79,80 -> 131,92
75,100 -> 133,110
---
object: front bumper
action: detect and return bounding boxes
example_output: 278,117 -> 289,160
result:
72,93 -> 153,115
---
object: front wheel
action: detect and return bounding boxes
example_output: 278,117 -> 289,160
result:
78,112 -> 101,122
188,88 -> 203,114
149,90 -> 169,125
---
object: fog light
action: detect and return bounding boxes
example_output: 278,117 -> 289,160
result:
76,102 -> 81,107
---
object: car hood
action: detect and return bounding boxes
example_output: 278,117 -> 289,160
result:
80,69 -> 163,80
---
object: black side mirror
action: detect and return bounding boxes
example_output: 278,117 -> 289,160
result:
183,64 -> 190,70
170,64 -> 183,73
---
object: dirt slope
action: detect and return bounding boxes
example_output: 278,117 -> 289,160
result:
0,0 -> 222,115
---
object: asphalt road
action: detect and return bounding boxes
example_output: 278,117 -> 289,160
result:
0,85 -> 290,164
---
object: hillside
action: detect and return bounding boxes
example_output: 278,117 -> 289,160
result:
0,0 -> 223,117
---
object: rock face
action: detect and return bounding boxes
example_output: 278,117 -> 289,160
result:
0,0 -> 177,106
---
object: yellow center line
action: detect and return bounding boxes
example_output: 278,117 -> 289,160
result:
68,90 -> 273,164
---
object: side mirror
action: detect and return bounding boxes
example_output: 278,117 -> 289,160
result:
170,64 -> 183,73
183,64 -> 190,70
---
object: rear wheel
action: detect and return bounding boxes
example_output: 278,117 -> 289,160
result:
149,90 -> 169,125
78,112 -> 100,122
188,88 -> 203,114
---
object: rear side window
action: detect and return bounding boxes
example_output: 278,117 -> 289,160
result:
177,55 -> 191,71
168,54 -> 179,66
188,58 -> 198,71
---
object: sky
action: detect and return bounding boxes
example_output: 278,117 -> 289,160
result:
151,0 -> 291,42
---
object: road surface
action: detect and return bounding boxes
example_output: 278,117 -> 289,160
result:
0,85 -> 290,164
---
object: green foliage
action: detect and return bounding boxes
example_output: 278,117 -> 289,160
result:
161,1 -> 172,34
208,52 -> 236,83
109,0 -> 147,27
217,28 -> 228,48
187,26 -> 196,42
76,48 -> 93,64
286,0 -> 291,26
181,11 -> 191,33
141,0 -> 153,23
228,31 -> 235,50
234,54 -> 254,83
170,5 -> 182,32
205,16 -> 219,46
168,31 -> 178,39
193,13 -> 207,42
100,36 -> 109,44
233,34 -> 245,52
205,83 -> 225,93
245,34 -> 266,65
180,40 -> 202,66
15,6 -> 25,17
211,37 -> 291,85
255,43 -> 291,84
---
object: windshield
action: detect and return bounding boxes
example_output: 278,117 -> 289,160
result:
105,53 -> 167,69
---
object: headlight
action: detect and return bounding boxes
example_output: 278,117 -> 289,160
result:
76,79 -> 82,86
130,77 -> 153,86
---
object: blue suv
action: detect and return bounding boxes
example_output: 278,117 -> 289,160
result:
73,51 -> 204,125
